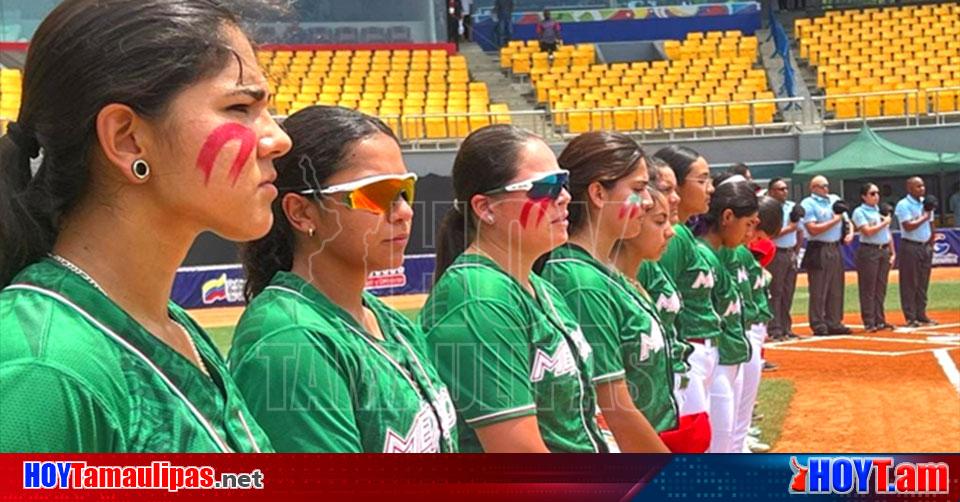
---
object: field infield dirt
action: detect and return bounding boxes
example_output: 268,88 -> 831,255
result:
765,309 -> 960,452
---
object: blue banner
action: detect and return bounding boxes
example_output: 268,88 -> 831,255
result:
840,229 -> 960,270
173,228 -> 960,309
171,254 -> 438,310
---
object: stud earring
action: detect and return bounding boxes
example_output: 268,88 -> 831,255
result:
132,159 -> 150,180
308,228 -> 315,237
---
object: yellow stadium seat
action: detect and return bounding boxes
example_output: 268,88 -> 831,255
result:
490,104 -> 511,124
568,110 -> 591,133
728,103 -> 750,125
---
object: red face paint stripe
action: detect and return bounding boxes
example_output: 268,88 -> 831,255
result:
519,199 -> 537,228
534,198 -> 551,226
196,123 -> 257,186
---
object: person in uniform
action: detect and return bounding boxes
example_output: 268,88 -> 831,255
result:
895,177 -> 937,327
539,132 -> 672,453
654,146 -> 723,446
0,0 -> 292,452
421,125 -> 607,453
766,178 -> 802,341
852,183 -> 895,332
230,107 -> 457,453
799,175 -> 854,336
702,176 -> 759,453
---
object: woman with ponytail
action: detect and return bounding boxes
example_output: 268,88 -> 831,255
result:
0,0 -> 291,452
654,145 -> 722,449
538,131 -> 672,453
614,167 -> 708,453
700,175 -> 760,453
636,157 -> 695,400
420,124 -> 606,453
228,106 -> 457,453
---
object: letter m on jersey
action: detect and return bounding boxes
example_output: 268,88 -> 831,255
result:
692,271 -> 715,289
529,343 -> 577,383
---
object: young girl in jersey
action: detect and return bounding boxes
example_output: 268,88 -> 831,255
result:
420,125 -> 607,453
702,176 -> 760,453
537,132 -> 671,453
636,158 -> 695,400
654,146 -> 721,446
229,106 -> 457,453
734,195 -> 782,453
622,163 -> 708,453
0,0 -> 291,452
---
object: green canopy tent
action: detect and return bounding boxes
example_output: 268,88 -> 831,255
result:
793,126 -> 960,179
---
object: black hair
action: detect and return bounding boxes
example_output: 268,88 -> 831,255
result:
756,195 -> 783,237
727,163 -> 750,177
0,0 -> 249,287
768,177 -> 786,190
241,105 -> 398,300
434,124 -> 541,281
557,131 -> 645,234
653,145 -> 701,187
701,179 -> 759,232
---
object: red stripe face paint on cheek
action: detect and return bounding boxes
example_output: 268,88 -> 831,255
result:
196,123 -> 257,186
520,197 -> 552,229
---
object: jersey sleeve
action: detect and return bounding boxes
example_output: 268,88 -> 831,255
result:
229,328 -> 363,453
423,299 -> 537,428
0,362 -> 123,452
658,226 -> 689,279
560,287 -> 626,384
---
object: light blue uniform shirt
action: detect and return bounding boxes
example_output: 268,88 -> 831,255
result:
852,204 -> 891,245
773,200 -> 798,248
895,195 -> 933,243
801,193 -> 843,243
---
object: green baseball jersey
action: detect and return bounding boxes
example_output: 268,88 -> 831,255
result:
0,258 -> 271,453
419,253 -> 606,453
706,245 -> 752,366
721,246 -> 758,327
637,261 -> 693,373
739,246 -> 773,325
540,244 -> 678,433
657,224 -> 723,340
229,271 -> 458,453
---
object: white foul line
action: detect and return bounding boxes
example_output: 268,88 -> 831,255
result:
767,346 -> 943,357
933,349 -> 960,395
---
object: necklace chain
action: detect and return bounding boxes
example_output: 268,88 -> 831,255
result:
47,253 -> 210,377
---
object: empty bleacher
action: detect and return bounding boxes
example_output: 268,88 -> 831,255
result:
503,31 -> 776,134
0,68 -> 22,133
261,48 -> 512,141
796,3 -> 960,119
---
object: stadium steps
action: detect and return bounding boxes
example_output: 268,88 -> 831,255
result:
758,16 -> 823,127
459,41 -> 557,139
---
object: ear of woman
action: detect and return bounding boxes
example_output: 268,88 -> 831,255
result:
95,103 -> 151,184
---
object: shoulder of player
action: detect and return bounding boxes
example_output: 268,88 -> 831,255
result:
0,289 -> 135,419
541,256 -> 616,293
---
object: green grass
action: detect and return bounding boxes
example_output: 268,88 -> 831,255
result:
790,280 -> 960,316
207,326 -> 236,358
755,378 -> 796,449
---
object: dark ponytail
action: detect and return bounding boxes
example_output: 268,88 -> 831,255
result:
653,145 -> 701,186
0,0 -> 249,287
757,195 -> 783,237
241,105 -> 397,300
556,131 -> 645,234
701,178 -> 759,232
434,124 -> 540,281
